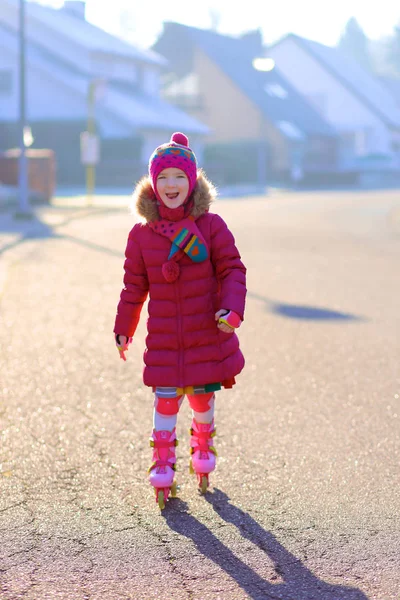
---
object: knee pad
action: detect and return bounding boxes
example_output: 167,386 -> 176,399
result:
154,394 -> 182,416
187,392 -> 215,413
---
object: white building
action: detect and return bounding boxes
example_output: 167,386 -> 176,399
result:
267,34 -> 400,171
0,0 -> 209,184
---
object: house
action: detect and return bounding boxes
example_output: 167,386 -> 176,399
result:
380,77 -> 400,109
379,77 -> 400,153
0,0 -> 208,186
267,34 -> 400,177
153,22 -> 337,186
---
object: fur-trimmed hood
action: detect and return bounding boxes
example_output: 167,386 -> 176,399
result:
133,169 -> 216,223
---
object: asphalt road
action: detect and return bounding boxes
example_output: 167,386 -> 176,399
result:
0,189 -> 399,600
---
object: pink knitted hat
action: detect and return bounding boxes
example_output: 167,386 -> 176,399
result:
148,132 -> 198,202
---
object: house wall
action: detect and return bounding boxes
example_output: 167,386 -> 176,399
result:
90,52 -> 139,83
268,38 -> 391,157
90,52 -> 161,97
195,49 -> 289,172
259,117 -> 289,172
194,48 -> 261,142
141,66 -> 160,97
27,67 -> 86,121
0,45 -> 86,123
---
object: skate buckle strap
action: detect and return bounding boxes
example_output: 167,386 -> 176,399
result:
190,428 -> 216,439
190,427 -> 216,453
191,443 -> 217,456
149,438 -> 179,448
189,427 -> 217,439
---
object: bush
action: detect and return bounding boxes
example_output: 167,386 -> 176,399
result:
203,140 -> 268,186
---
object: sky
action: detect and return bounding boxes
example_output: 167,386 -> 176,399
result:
33,0 -> 400,49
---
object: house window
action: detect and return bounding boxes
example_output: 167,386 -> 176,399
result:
0,70 -> 13,93
277,121 -> 304,140
162,73 -> 203,109
265,83 -> 288,99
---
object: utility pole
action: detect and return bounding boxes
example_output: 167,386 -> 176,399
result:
16,0 -> 32,219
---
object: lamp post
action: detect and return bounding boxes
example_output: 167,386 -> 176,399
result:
86,80 -> 97,206
81,79 -> 105,206
16,0 -> 31,219
252,57 -> 275,192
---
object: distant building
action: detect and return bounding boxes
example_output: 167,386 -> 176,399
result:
379,77 -> 400,109
0,0 -> 208,186
153,22 -> 337,186
267,34 -> 400,177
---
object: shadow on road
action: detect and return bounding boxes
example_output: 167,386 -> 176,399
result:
0,207 -> 124,258
164,489 -> 369,600
0,212 -> 54,256
248,291 -> 366,322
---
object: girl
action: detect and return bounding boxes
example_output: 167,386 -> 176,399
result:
114,132 -> 246,509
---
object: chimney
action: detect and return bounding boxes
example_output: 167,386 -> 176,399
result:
63,1 -> 86,20
240,29 -> 264,58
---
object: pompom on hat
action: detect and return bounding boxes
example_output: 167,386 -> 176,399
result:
148,132 -> 198,203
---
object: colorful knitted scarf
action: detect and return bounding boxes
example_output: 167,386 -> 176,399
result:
149,214 -> 208,282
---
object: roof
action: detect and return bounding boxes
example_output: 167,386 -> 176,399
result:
103,86 -> 210,134
154,23 -> 336,139
379,77 -> 400,107
0,20 -> 208,136
9,0 -> 166,66
272,33 -> 400,129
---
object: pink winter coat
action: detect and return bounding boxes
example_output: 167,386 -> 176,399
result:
114,171 -> 247,388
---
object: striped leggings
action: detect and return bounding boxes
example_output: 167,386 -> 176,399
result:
153,391 -> 215,431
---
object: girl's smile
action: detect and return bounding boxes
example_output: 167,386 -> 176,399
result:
156,168 -> 189,208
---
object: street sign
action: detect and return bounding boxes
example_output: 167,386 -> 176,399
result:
80,131 -> 100,165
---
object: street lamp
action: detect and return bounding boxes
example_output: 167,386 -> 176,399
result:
252,57 -> 275,190
16,0 -> 32,219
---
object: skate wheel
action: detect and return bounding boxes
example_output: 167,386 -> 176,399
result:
200,475 -> 208,494
157,490 -> 165,510
189,459 -> 195,475
171,480 -> 178,498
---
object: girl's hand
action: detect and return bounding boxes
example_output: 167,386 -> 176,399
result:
115,335 -> 131,361
215,309 -> 234,334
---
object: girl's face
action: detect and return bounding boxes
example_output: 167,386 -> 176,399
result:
156,168 -> 189,209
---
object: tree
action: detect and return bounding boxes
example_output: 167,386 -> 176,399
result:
208,8 -> 222,32
118,8 -> 136,43
337,17 -> 372,72
386,24 -> 400,77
